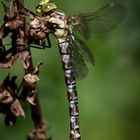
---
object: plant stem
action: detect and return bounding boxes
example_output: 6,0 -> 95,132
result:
16,0 -> 47,139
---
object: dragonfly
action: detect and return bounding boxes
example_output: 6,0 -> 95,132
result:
23,0 -> 126,139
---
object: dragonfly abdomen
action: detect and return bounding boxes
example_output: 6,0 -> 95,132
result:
57,38 -> 81,139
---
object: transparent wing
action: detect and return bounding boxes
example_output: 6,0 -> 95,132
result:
71,3 -> 126,39
73,33 -> 95,65
70,37 -> 88,80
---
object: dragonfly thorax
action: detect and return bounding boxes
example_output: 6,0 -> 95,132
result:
49,11 -> 69,37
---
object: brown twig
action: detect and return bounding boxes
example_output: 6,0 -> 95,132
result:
16,0 -> 47,139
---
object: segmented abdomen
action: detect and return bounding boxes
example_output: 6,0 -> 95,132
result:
57,37 -> 81,140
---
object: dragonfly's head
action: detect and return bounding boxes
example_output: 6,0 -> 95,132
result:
36,0 -> 57,14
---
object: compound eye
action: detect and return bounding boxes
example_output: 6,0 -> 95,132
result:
41,2 -> 57,13
39,0 -> 50,5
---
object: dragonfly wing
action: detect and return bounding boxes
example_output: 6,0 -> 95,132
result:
72,3 -> 126,38
73,33 -> 95,65
71,37 -> 88,80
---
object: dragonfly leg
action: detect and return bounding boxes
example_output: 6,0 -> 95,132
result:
29,35 -> 51,49
46,34 -> 51,48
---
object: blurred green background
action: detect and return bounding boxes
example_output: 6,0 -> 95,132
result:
0,0 -> 140,140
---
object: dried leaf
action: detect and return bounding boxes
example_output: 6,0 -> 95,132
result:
0,89 -> 14,104
27,120 -> 47,140
33,62 -> 43,74
19,51 -> 31,69
23,73 -> 39,105
0,53 -> 19,68
26,90 -> 36,105
24,73 -> 39,88
10,99 -> 25,117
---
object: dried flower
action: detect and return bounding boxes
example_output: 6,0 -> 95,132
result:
21,63 -> 42,105
0,75 -> 25,126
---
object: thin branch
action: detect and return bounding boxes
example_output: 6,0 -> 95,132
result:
16,0 -> 47,139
